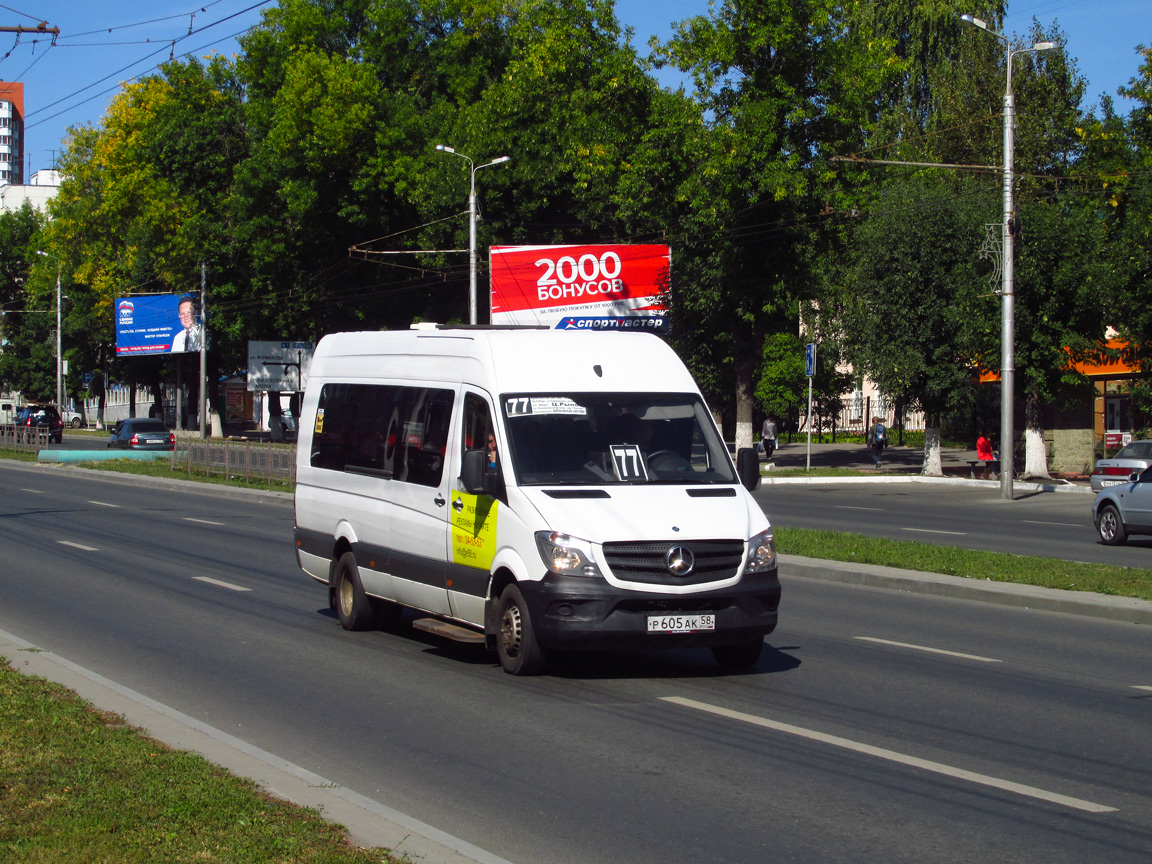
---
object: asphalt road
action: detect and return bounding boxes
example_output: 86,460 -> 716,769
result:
3,462 -> 1151,863
753,480 -> 1152,567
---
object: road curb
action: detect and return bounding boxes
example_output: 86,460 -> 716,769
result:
0,627 -> 512,864
781,554 -> 1152,625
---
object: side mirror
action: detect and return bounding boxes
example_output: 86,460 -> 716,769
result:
461,449 -> 489,495
1130,472 -> 1141,482
736,447 -> 760,491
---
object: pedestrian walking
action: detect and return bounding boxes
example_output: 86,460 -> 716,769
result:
761,415 -> 778,459
866,416 -> 887,467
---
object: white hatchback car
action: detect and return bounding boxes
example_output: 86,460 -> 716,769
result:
1090,440 -> 1152,492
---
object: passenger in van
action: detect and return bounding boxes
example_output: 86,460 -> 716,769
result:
487,433 -> 499,468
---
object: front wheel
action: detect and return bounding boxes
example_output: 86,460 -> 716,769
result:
70,417 -> 82,428
496,584 -> 546,675
711,639 -> 763,670
1097,504 -> 1127,546
334,551 -> 375,630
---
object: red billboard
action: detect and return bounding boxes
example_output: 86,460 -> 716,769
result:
490,244 -> 670,330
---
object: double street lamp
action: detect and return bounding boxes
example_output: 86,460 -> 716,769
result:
435,145 -> 511,325
961,14 -> 1057,501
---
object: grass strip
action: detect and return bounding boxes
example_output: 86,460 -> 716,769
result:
0,661 -> 402,863
775,526 -> 1152,601
82,456 -> 295,494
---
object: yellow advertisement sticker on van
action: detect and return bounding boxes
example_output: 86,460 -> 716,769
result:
450,490 -> 498,570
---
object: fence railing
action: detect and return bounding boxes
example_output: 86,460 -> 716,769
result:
0,424 -> 50,452
172,439 -> 296,485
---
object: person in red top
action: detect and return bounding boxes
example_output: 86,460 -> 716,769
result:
976,433 -> 995,479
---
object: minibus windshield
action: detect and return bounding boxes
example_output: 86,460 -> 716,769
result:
501,393 -> 737,486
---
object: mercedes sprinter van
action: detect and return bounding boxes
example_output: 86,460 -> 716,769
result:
293,327 -> 779,674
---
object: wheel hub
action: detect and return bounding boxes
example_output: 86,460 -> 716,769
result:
501,605 -> 523,657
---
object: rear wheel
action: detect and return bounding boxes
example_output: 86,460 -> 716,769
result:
1097,504 -> 1127,546
496,584 -> 546,675
711,639 -> 764,670
334,551 -> 375,630
70,417 -> 81,428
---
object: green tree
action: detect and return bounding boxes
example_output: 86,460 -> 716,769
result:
654,0 -> 893,450
834,175 -> 991,474
1088,47 -> 1152,425
0,206 -> 50,399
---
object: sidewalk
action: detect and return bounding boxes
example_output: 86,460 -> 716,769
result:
761,440 -> 1092,490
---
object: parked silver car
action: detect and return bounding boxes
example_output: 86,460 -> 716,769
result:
1089,440 -> 1152,492
1093,469 -> 1152,545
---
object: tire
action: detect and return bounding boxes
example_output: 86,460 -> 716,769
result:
1097,504 -> 1128,546
334,551 -> 375,630
496,584 -> 546,675
711,639 -> 764,670
70,417 -> 81,428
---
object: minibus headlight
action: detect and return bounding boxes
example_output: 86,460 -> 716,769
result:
535,532 -> 602,578
744,529 -> 776,573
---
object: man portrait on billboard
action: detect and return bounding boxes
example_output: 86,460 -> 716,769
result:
171,296 -> 202,353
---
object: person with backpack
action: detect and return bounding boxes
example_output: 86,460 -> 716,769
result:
866,416 -> 887,467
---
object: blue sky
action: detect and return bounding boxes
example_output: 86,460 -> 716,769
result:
3,0 -> 1147,177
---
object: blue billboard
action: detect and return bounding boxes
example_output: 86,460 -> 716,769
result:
115,294 -> 202,356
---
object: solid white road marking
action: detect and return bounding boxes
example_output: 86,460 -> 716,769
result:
661,697 -> 1117,813
192,576 -> 251,593
88,500 -> 119,508
57,540 -> 98,552
184,518 -> 225,526
901,527 -> 967,536
855,636 -> 1001,663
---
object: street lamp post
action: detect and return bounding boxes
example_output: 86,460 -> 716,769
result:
961,15 -> 1057,501
435,145 -> 511,325
36,250 -> 63,414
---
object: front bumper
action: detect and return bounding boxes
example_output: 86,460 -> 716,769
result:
518,569 -> 781,650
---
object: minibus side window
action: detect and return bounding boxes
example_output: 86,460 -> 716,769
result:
310,383 -> 355,472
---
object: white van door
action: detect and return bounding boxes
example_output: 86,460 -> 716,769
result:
446,389 -> 502,625
384,385 -> 455,616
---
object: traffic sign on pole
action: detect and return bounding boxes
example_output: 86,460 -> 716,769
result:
805,342 -> 815,378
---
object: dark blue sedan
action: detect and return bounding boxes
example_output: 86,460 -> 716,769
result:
108,418 -> 175,451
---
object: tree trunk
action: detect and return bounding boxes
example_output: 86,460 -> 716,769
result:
734,353 -> 755,452
1023,393 -> 1051,479
921,414 -> 943,476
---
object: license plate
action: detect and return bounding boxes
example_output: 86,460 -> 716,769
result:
647,613 -> 715,633
1101,479 -> 1127,487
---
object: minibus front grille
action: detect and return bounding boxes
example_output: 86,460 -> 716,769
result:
601,540 -> 744,586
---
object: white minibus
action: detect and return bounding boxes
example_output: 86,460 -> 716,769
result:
293,327 -> 779,674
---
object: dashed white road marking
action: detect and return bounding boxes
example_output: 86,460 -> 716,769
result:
21,488 -> 43,494
88,500 -> 119,508
661,696 -> 1117,813
57,540 -> 98,552
1132,685 -> 1152,693
855,636 -> 1001,663
184,518 -> 225,526
835,505 -> 884,511
901,527 -> 967,536
1022,520 -> 1080,527
192,576 -> 251,593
